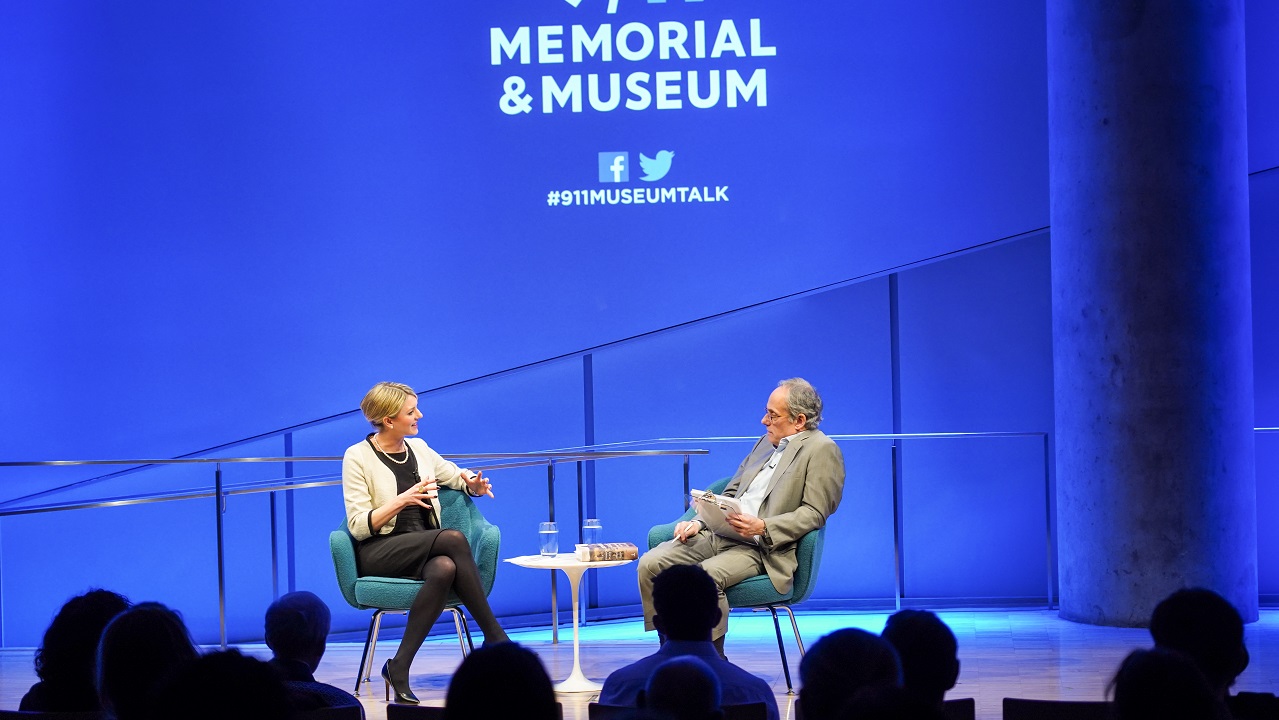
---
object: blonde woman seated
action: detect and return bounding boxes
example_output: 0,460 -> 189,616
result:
343,381 -> 509,704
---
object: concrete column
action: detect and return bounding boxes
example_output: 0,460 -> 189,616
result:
1048,1 -> 1257,626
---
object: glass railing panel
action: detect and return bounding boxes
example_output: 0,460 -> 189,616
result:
1257,430 -> 1279,598
898,435 -> 1050,601
1,493 -> 222,646
0,460 -> 214,511
0,463 -> 131,507
219,489 -> 282,645
824,438 -> 900,601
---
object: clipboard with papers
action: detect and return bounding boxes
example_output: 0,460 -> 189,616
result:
690,488 -> 756,543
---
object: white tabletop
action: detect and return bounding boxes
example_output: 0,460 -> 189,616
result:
504,553 -> 633,570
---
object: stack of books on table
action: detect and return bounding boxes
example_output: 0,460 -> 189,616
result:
575,542 -> 639,561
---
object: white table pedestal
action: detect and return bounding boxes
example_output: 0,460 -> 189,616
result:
505,553 -> 633,693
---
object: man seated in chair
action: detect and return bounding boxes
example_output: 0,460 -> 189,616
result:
602,564 -> 779,720
638,377 -> 845,658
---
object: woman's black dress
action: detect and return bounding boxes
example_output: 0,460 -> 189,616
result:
355,438 -> 446,578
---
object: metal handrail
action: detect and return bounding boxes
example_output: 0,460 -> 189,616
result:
0,431 -> 1059,618
0,449 -> 710,517
0,448 -> 716,511
0,446 -> 709,648
0,448 -> 712,470
4,426 -> 1271,646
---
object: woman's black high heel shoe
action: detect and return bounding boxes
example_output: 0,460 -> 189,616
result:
381,659 -> 420,704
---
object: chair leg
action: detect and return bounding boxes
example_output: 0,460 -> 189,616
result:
446,607 -> 470,658
767,605 -> 795,694
354,610 -> 381,696
779,603 -> 806,655
461,612 -> 476,651
365,611 -> 388,683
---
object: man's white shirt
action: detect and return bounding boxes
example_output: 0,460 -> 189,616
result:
735,431 -> 801,538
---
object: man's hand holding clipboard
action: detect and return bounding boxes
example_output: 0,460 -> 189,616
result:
690,489 -> 762,544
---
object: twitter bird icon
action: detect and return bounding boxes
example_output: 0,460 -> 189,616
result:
639,150 -> 675,181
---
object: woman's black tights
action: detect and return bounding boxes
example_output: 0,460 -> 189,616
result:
388,529 -> 508,677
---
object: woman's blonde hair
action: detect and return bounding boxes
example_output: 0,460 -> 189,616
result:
360,382 -> 416,431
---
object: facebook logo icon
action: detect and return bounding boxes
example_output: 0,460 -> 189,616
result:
598,152 -> 629,182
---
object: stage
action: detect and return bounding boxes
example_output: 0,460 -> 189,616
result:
4,608 -> 1279,719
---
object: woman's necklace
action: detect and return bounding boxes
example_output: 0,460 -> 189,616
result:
371,435 -> 410,464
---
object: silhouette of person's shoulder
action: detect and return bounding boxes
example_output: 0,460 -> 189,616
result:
1229,691 -> 1279,720
20,680 -> 100,713
270,656 -> 317,682
285,680 -> 362,711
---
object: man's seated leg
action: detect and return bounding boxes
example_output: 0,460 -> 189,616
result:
698,541 -> 767,658
638,532 -> 719,634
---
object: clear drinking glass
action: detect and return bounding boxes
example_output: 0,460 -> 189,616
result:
538,521 -> 559,556
582,518 -> 603,545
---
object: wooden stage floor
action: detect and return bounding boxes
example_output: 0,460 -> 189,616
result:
4,608 -> 1279,720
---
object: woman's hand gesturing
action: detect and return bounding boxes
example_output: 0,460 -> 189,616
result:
465,471 -> 495,499
398,478 -> 438,510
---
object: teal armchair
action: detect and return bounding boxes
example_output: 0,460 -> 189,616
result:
330,487 -> 501,695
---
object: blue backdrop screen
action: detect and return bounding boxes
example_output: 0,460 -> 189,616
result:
0,0 -> 1047,460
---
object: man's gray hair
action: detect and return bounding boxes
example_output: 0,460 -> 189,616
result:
779,378 -> 823,430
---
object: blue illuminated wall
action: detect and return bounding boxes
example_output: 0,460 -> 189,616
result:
0,0 -> 1274,644
0,0 -> 1047,464
1247,0 -> 1279,601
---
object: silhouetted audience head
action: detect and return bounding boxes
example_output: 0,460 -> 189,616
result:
1149,588 -> 1248,697
1111,647 -> 1230,720
156,649 -> 295,720
799,628 -> 902,720
881,609 -> 960,708
652,564 -> 721,642
444,642 -> 557,720
96,601 -> 200,720
21,588 -> 130,713
265,590 -> 331,672
643,656 -> 723,720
